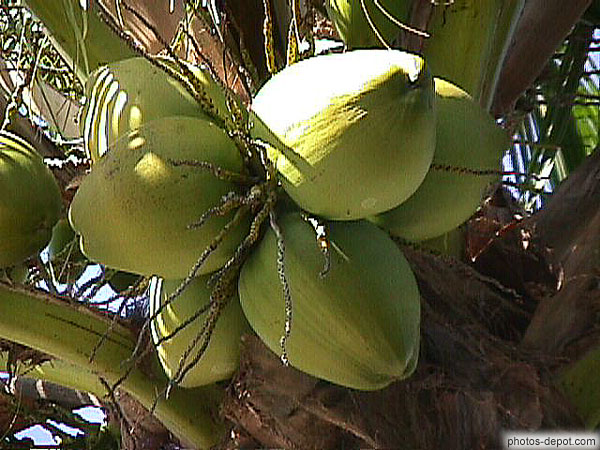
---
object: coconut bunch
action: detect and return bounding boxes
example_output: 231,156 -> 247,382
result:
240,0 -> 513,389
64,50 -> 428,393
66,0 -> 509,395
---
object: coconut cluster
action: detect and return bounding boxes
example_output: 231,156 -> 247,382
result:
1,41 -> 507,392
0,0 -> 507,395
61,42 -> 508,392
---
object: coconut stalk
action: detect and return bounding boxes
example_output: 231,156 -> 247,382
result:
22,0 -> 199,82
0,353 -> 174,448
0,351 -> 108,400
0,281 -> 224,449
423,0 -> 525,108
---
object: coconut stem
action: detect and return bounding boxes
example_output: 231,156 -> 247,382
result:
0,281 -> 224,447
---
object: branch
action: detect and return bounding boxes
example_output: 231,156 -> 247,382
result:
0,282 -> 224,448
491,0 -> 593,116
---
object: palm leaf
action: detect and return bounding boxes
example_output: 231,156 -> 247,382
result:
506,20 -> 598,211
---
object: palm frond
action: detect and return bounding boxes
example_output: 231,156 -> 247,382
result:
505,21 -> 599,212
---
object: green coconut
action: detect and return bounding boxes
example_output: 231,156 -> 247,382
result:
69,116 -> 248,279
326,0 -> 411,49
0,131 -> 61,268
238,213 -> 421,390
369,78 -> 509,241
150,276 -> 251,388
82,56 -> 246,163
250,49 -> 436,220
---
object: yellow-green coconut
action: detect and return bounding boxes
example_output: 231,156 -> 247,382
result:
150,276 -> 251,387
69,116 -> 248,279
82,56 -> 245,163
0,131 -> 61,267
238,213 -> 421,390
250,49 -> 436,220
369,78 -> 509,240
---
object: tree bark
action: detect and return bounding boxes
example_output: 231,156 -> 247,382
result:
521,148 -> 600,356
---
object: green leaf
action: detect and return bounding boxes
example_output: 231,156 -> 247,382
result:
24,0 -> 135,80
